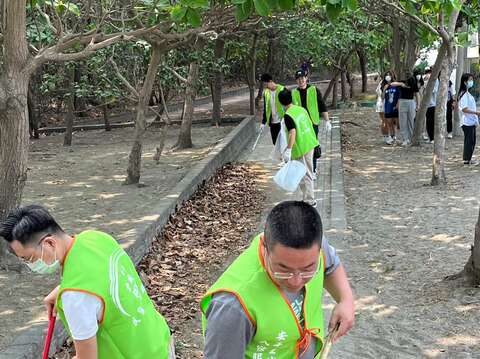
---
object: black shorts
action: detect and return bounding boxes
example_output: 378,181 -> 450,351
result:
384,110 -> 398,119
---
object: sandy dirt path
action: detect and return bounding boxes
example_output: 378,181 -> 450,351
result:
330,108 -> 480,358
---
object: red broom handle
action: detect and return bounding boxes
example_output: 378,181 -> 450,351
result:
42,315 -> 56,359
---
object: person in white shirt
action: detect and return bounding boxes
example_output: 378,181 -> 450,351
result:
457,73 -> 479,165
425,69 -> 440,143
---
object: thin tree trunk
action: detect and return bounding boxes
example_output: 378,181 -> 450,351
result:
324,70 -> 340,101
463,207 -> 480,285
255,81 -> 264,110
340,71 -> 347,102
431,55 -> 450,185
356,48 -> 368,93
176,39 -> 205,149
347,71 -> 354,99
331,78 -> 338,108
412,44 -> 447,146
247,33 -> 258,116
211,38 -> 225,126
103,104 -> 111,131
125,44 -> 163,185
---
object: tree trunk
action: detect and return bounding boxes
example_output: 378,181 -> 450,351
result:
340,71 -> 347,102
63,68 -> 75,146
246,33 -> 258,116
411,44 -> 447,146
324,70 -> 340,101
211,38 -> 225,126
392,18 -> 403,78
347,71 -> 354,99
403,19 -> 418,75
463,207 -> 480,285
356,48 -> 368,93
103,104 -> 111,131
176,40 -> 205,149
125,44 -> 163,185
331,77 -> 338,108
431,55 -> 450,186
454,42 -> 466,136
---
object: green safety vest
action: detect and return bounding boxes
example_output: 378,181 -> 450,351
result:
56,230 -> 171,359
292,86 -> 321,125
201,234 -> 325,359
264,85 -> 286,125
285,105 -> 319,160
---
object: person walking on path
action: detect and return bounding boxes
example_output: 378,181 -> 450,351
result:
457,73 -> 479,165
0,205 -> 174,359
375,72 -> 390,144
394,70 -> 421,146
279,89 -> 319,207
446,80 -> 456,139
201,201 -> 355,359
261,73 -> 285,145
383,72 -> 401,145
292,69 -> 332,176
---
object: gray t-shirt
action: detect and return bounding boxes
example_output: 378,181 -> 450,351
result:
204,237 -> 340,359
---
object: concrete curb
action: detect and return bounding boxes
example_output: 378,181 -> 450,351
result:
317,114 -> 347,236
0,116 -> 256,359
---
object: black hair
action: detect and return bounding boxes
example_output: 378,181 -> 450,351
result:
264,201 -> 323,250
260,73 -> 273,83
458,73 -> 474,101
0,205 -> 63,245
278,89 -> 292,106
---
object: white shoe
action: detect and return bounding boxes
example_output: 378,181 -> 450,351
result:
423,134 -> 428,140
402,140 -> 410,146
447,133 -> 453,139
307,200 -> 317,207
429,140 -> 434,144
386,137 -> 393,145
313,173 -> 317,181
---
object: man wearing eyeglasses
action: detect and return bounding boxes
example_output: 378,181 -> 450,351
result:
0,205 -> 174,359
201,201 -> 354,358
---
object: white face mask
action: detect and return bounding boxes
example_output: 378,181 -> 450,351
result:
385,76 -> 392,83
416,75 -> 422,81
467,80 -> 474,89
27,245 -> 60,274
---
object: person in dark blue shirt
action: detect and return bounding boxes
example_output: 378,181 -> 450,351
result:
384,79 -> 400,145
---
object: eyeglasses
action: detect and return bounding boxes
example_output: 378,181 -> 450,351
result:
19,233 -> 51,264
266,252 -> 320,280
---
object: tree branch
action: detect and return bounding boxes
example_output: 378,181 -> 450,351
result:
164,65 -> 188,83
109,58 -> 140,99
377,0 -> 439,36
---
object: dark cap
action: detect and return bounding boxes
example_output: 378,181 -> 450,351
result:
295,69 -> 307,79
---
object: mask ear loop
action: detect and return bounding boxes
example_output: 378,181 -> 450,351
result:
41,241 -> 57,266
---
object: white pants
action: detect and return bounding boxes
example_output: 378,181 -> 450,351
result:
169,337 -> 176,359
298,149 -> 315,203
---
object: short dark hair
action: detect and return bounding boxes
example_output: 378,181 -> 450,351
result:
264,201 -> 322,250
260,73 -> 273,83
0,205 -> 63,245
278,89 -> 292,106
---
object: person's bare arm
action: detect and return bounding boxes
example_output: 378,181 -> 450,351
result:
462,107 -> 480,116
287,128 -> 296,149
73,336 -> 98,359
324,264 -> 355,342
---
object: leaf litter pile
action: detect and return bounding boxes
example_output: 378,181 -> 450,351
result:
53,163 -> 266,358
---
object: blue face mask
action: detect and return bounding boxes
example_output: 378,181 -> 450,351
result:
467,80 -> 474,89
